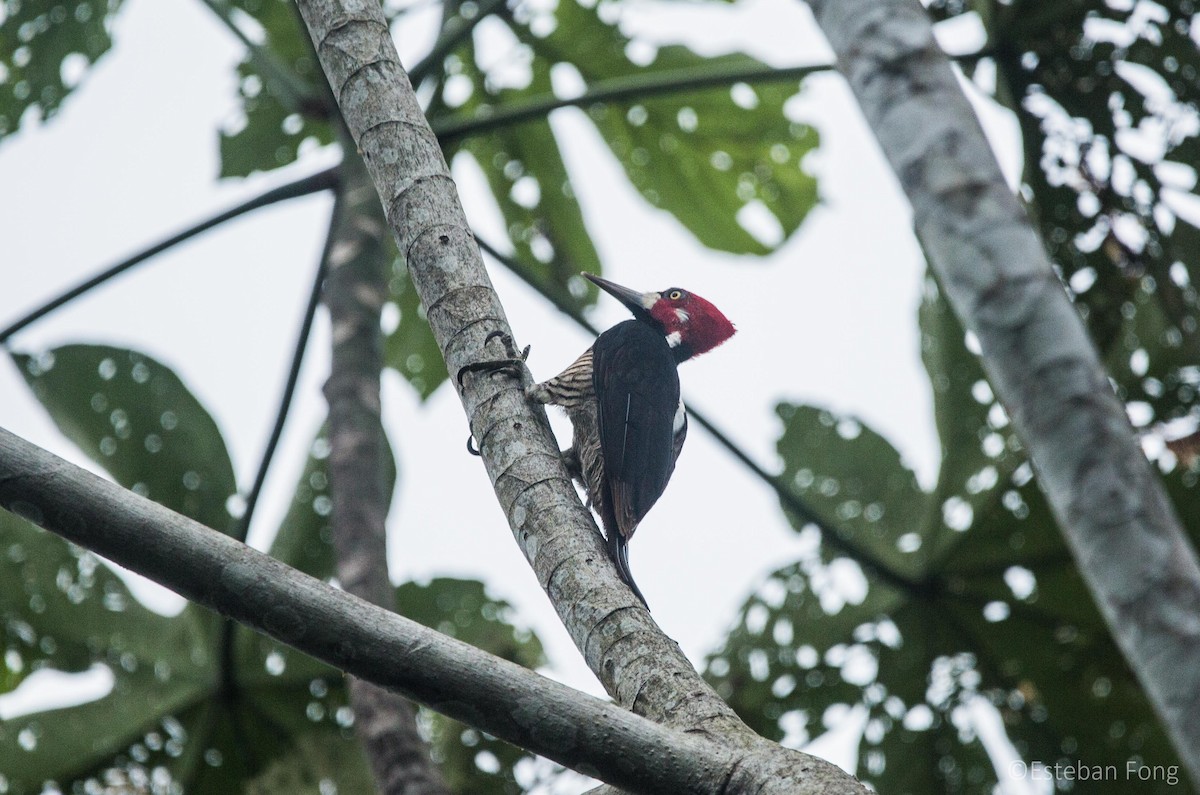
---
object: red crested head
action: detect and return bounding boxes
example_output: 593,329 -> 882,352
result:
584,273 -> 736,361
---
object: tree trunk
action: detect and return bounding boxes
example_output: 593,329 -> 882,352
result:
292,0 -> 864,791
0,425 -> 860,793
323,151 -> 450,794
806,0 -> 1200,782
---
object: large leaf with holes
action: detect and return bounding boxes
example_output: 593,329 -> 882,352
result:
6,339 -> 550,789
400,578 -> 547,794
1101,282 -> 1200,436
774,403 -> 930,577
0,509 -> 203,677
917,275 -> 1021,563
429,0 -> 820,277
582,47 -> 819,255
707,280 -> 1184,792
508,0 -> 820,255
0,512 -> 214,788
2,343 -> 229,789
940,482 -> 1177,771
0,0 -> 126,143
217,0 -> 334,177
383,251 -> 451,400
13,345 -> 238,532
931,0 -> 1200,428
2,344 -> 362,791
443,99 -> 603,311
430,25 -> 603,314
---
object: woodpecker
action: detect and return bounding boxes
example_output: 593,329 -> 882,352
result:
526,273 -> 736,607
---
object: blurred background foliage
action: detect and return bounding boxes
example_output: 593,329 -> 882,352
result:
1,0 -> 1198,792
709,1 -> 1200,791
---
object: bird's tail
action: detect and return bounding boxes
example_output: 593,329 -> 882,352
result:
608,530 -> 649,609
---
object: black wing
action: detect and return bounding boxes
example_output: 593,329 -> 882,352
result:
592,320 -> 682,541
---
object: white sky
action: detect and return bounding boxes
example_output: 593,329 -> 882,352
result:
0,0 -> 1036,790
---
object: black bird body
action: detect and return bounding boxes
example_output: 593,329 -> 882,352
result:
528,275 -> 735,607
529,320 -> 686,605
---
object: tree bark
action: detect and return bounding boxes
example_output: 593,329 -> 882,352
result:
291,0 -> 745,737
323,151 -> 449,794
806,0 -> 1200,782
292,0 -> 863,791
0,426 -> 866,793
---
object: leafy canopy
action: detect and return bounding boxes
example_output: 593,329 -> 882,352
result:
0,0 -> 821,790
709,2 -> 1200,791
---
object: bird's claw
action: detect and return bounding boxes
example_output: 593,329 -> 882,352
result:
456,331 -> 531,388
483,330 -> 520,356
460,332 -> 532,454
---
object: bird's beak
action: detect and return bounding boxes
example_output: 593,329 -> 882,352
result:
583,273 -> 657,316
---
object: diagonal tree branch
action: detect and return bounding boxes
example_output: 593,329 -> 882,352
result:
323,150 -> 449,793
0,166 -> 339,346
407,0 -> 508,86
430,50 -> 993,143
0,426 -> 865,793
0,427 -> 713,793
293,0 -> 863,791
431,62 -> 833,142
806,0 -> 1200,783
237,237 -> 328,545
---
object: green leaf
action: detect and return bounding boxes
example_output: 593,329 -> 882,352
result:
430,0 -> 821,272
0,0 -> 127,144
242,729 -> 374,795
984,0 -> 1200,423
13,345 -> 238,532
450,113 -> 602,306
0,667 -> 208,786
0,511 -> 206,674
940,480 -> 1177,778
707,561 -> 896,742
518,1 -> 819,254
1,652 -> 20,694
397,578 -> 545,671
432,34 -> 602,315
0,513 -> 215,788
2,344 -> 341,791
916,274 -> 1020,566
399,578 -> 546,793
265,429 -> 337,580
774,402 -> 929,578
383,254 -> 450,399
3,344 -> 540,789
219,59 -> 334,178
216,0 -> 334,177
709,277 -> 1181,791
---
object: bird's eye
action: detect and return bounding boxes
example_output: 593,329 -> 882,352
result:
668,290 -> 683,301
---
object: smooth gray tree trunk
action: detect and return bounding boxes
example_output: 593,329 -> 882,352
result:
0,425 -> 866,793
806,0 -> 1200,783
323,152 -> 450,794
